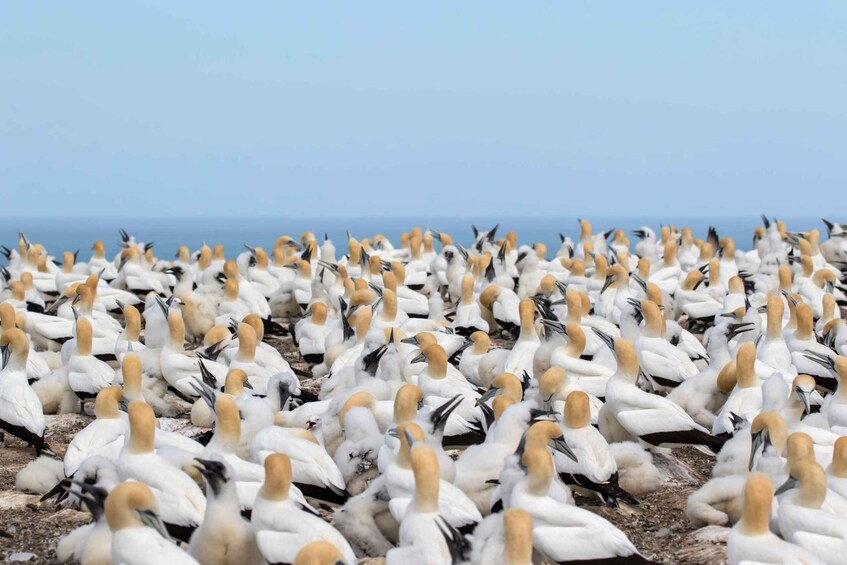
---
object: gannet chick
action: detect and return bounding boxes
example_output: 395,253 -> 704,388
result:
14,455 -> 64,495
608,441 -> 663,496
333,398 -> 383,496
331,474 -> 396,557
56,482 -> 112,565
188,457 -> 262,565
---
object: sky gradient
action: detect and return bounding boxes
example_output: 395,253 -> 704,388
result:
2,3 -> 845,218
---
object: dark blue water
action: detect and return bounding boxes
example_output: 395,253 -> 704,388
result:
0,216 -> 830,262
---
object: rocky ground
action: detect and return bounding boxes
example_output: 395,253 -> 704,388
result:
0,334 -> 728,564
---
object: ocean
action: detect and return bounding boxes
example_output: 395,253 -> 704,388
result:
0,216 -> 831,263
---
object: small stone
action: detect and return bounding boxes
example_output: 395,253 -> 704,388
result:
656,528 -> 671,538
692,525 -> 730,543
9,553 -> 37,562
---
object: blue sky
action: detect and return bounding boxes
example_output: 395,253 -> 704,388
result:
1,2 -> 845,218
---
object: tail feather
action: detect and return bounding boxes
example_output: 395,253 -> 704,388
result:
639,429 -> 727,451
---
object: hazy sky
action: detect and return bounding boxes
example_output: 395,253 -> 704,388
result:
2,3 -> 845,218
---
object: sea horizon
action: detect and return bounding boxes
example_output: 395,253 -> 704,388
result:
0,214 -> 836,262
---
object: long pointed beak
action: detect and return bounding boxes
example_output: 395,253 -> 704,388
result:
600,275 -> 614,294
528,408 -> 558,422
592,328 -> 616,352
479,386 -> 499,404
552,436 -> 579,463
822,218 -> 834,235
727,322 -> 755,340
774,476 -> 798,496
188,379 -> 215,410
192,457 -> 212,474
198,359 -> 217,389
541,319 -> 567,336
45,295 -> 67,313
795,388 -> 812,415
137,508 -> 171,541
278,381 -> 291,409
749,429 -> 765,471
803,351 -> 835,371
430,394 -> 463,433
155,296 -> 169,317
402,427 -> 416,447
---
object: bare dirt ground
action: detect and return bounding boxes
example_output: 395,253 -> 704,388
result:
0,415 -> 90,563
594,447 -> 727,564
0,333 -> 728,564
